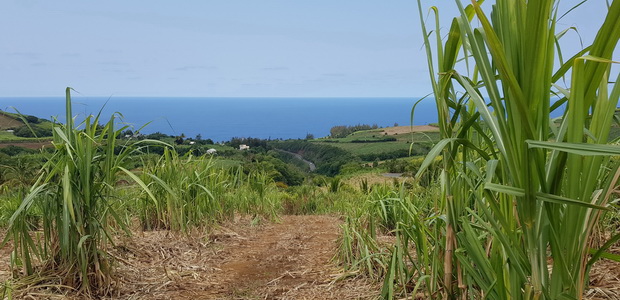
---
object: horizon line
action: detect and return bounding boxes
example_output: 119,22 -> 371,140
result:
0,95 -> 430,99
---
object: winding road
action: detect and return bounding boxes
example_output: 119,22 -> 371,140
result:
276,149 -> 316,171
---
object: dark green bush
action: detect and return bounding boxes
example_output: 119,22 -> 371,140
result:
271,140 -> 358,176
0,145 -> 37,156
13,125 -> 52,138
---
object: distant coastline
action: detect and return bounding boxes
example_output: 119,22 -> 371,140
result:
0,97 -> 439,142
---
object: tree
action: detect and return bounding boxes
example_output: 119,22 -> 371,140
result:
13,125 -> 52,138
25,115 -> 40,124
121,129 -> 134,137
174,134 -> 185,145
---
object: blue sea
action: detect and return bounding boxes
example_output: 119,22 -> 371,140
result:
0,97 -> 438,142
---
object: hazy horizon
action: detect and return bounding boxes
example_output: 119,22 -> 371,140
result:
1,1 -> 613,98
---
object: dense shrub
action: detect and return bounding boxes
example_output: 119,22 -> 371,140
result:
145,132 -> 171,140
25,115 -> 40,124
13,125 -> 52,138
330,124 -> 379,138
272,140 -> 358,176
358,144 -> 431,161
269,150 -> 311,172
228,137 -> 270,151
243,154 -> 305,186
0,145 -> 37,156
349,137 -> 397,143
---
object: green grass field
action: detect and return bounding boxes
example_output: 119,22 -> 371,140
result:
0,131 -> 52,143
312,129 -> 440,157
314,140 -> 410,155
330,128 -> 438,142
0,111 -> 55,142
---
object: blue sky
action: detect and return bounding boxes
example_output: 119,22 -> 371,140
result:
0,0 -> 612,97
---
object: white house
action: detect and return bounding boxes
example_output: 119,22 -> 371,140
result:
239,144 -> 250,150
206,148 -> 217,154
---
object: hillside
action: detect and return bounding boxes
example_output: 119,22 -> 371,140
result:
312,125 -> 440,161
0,112 -> 23,129
0,111 -> 54,146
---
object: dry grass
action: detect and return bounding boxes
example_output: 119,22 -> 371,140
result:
345,173 -> 407,189
0,113 -> 22,130
382,125 -> 439,136
0,216 -> 617,299
0,215 -> 381,299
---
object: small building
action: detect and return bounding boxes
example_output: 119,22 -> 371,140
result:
239,144 -> 250,150
206,148 -> 217,155
189,141 -> 196,145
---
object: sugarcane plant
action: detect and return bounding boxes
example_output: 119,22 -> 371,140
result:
408,0 -> 620,299
3,87 -> 148,295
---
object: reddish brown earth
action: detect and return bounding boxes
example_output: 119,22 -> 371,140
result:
0,113 -> 23,129
382,125 -> 439,135
1,215 -> 616,299
106,215 -> 379,299
0,141 -> 52,149
0,215 -> 378,299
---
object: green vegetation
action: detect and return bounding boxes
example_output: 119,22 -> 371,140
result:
1,2 -> 618,298
0,111 -> 54,139
272,140 -> 358,176
0,89 -> 412,298
314,129 -> 439,161
330,124 -> 379,138
11,125 -> 52,138
338,1 -> 620,299
138,148 -> 289,231
5,88 -> 142,293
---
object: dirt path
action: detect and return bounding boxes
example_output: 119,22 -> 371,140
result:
211,215 -> 370,299
107,215 -> 378,299
3,215 -> 618,299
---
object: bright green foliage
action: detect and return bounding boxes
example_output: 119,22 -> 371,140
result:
0,88 -> 296,297
408,1 -> 619,299
139,149 -> 225,231
4,88 -> 140,294
339,1 -> 620,299
138,148 -> 284,231
338,181 -> 443,298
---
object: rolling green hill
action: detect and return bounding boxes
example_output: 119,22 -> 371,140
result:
312,125 -> 440,161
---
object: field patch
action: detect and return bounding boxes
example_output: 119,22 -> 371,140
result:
312,126 -> 440,159
0,113 -> 22,129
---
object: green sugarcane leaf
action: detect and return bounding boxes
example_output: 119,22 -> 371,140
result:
527,140 -> 620,156
588,250 -> 620,262
415,138 -> 457,179
117,167 -> 159,209
485,183 -> 525,197
536,192 -> 609,211
486,183 -> 609,210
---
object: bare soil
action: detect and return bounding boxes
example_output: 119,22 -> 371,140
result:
105,215 -> 379,299
0,141 -> 52,149
2,214 -> 617,299
382,125 -> 439,135
0,113 -> 23,129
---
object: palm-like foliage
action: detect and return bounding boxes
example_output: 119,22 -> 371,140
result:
410,0 -> 620,299
4,87 -> 140,294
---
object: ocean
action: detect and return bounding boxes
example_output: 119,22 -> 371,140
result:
0,97 -> 438,142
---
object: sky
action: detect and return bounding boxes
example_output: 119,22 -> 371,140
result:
0,0 -> 613,97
